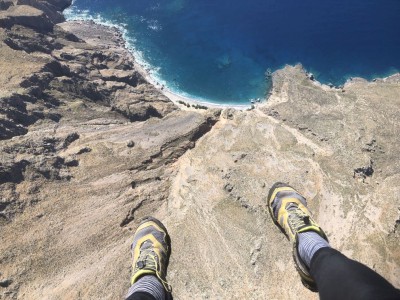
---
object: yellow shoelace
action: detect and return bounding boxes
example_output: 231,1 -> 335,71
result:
136,249 -> 172,293
288,207 -> 310,231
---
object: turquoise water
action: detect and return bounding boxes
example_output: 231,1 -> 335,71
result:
65,0 -> 400,104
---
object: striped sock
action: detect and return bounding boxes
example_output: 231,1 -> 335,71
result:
126,275 -> 165,300
298,231 -> 330,267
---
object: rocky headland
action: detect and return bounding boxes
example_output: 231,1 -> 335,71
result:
0,1 -> 399,299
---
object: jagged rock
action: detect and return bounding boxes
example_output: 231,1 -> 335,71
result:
99,69 -> 142,87
76,147 -> 91,155
49,76 -> 107,103
110,86 -> 176,121
16,0 -> 66,23
354,161 -> 374,180
0,159 -> 30,184
0,5 -> 54,31
113,103 -> 162,122
0,0 -> 14,11
4,27 -> 63,53
0,278 -> 13,288
224,183 -> 234,192
104,80 -> 127,92
63,132 -> 79,148
20,72 -> 54,89
0,94 -> 39,140
0,118 -> 28,140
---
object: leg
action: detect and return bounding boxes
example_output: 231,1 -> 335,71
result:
311,247 -> 400,300
125,276 -> 165,300
268,182 -> 400,299
125,217 -> 173,300
267,182 -> 329,291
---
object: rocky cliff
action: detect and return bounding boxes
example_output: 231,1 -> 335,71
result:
0,1 -> 399,299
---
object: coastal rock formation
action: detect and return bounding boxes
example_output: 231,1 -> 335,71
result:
0,0 -> 71,31
0,5 -> 53,31
0,1 -> 399,299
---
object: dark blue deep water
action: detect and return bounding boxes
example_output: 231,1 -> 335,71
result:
65,0 -> 400,104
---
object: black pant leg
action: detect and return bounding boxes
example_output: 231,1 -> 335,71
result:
310,247 -> 400,300
126,292 -> 157,300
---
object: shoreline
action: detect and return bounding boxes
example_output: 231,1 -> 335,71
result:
62,15 -> 251,110
61,15 -> 400,110
131,60 -> 251,110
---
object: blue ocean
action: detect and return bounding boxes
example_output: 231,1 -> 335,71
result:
65,0 -> 400,104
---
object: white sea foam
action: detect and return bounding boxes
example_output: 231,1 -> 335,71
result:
147,20 -> 162,32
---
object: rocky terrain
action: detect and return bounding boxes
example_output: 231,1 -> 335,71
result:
0,1 -> 399,299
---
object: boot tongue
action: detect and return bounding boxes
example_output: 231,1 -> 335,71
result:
141,240 -> 153,251
286,203 -> 298,211
137,242 -> 157,270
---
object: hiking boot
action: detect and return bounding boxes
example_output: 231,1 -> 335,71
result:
267,182 -> 328,292
130,216 -> 172,294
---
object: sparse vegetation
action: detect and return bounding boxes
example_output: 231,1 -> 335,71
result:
178,100 -> 191,107
177,101 -> 208,109
192,104 -> 208,110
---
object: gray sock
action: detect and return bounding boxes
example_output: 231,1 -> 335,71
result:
126,275 -> 165,300
298,231 -> 331,267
